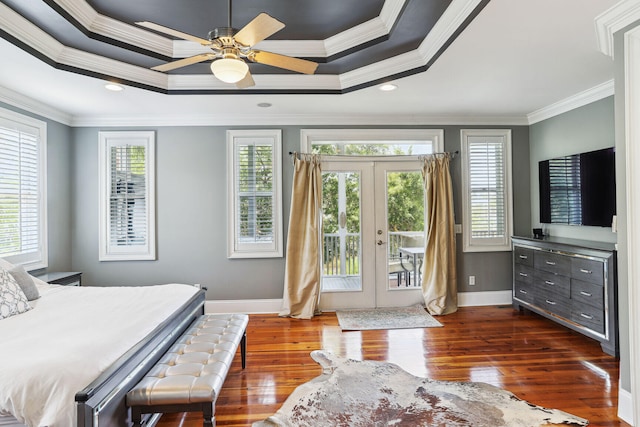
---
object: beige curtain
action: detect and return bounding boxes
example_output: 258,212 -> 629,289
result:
421,155 -> 457,315
279,154 -> 322,319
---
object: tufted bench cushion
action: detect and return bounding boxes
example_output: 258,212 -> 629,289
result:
126,313 -> 248,427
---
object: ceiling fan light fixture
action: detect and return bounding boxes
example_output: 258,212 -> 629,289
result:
210,58 -> 249,83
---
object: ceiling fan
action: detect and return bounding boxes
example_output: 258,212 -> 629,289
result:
136,0 -> 318,88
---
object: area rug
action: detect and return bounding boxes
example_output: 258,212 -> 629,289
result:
252,351 -> 588,427
336,304 -> 442,330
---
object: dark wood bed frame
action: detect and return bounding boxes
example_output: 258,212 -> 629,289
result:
75,290 -> 205,427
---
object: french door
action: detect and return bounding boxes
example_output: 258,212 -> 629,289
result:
319,160 -> 425,310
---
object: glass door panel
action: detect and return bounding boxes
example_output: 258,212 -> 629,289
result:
319,162 -> 375,309
375,162 -> 425,307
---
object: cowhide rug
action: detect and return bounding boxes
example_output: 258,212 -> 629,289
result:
253,350 -> 588,427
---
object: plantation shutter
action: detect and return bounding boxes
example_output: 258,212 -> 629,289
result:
99,131 -> 155,261
0,113 -> 47,268
227,130 -> 282,258
109,145 -> 148,247
461,130 -> 512,252
236,141 -> 274,243
468,138 -> 505,239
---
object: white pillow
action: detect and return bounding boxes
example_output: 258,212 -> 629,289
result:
8,265 -> 40,301
0,267 -> 32,320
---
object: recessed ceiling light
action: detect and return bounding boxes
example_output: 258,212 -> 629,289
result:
379,83 -> 398,92
257,102 -> 272,108
104,83 -> 124,92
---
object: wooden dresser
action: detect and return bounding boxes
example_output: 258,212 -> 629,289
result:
511,236 -> 618,357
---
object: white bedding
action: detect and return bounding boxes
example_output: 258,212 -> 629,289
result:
0,281 -> 199,427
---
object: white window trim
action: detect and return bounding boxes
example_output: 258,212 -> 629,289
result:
227,129 -> 283,259
461,129 -> 513,252
300,129 -> 444,154
98,131 -> 156,261
0,107 -> 48,270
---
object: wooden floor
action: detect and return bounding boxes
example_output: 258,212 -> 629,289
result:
156,305 -> 628,427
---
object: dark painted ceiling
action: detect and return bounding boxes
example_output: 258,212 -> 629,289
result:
0,0 -> 489,93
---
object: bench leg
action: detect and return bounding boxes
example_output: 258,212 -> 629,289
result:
130,407 -> 143,427
203,403 -> 215,427
241,330 -> 247,369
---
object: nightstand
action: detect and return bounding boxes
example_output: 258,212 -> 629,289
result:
35,272 -> 82,286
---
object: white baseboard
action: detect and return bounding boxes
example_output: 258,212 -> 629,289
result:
458,290 -> 513,307
204,291 -> 513,314
618,386 -> 635,426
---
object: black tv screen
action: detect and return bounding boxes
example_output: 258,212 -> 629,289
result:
539,147 -> 616,227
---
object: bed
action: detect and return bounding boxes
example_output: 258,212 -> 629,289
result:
0,260 -> 205,427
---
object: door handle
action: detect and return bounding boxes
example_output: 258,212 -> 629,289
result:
377,240 -> 384,245
339,212 -> 347,229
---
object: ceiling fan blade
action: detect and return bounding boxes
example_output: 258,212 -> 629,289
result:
236,70 -> 255,89
136,21 -> 211,46
252,50 -> 318,75
233,13 -> 285,47
151,53 -> 213,72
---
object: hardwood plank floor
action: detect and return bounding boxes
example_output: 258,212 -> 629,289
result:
156,305 -> 628,427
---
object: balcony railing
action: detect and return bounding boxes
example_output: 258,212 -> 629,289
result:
322,231 -> 423,276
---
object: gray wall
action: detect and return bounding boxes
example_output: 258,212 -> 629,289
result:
529,95 -> 628,394
529,97 -> 617,243
0,102 -> 73,272
69,124 -> 530,298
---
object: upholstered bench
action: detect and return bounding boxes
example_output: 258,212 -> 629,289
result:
126,314 -> 248,427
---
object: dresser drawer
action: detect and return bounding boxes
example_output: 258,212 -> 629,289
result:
534,251 -> 571,276
571,306 -> 605,334
514,246 -> 534,267
571,279 -> 604,310
514,282 -> 536,305
514,264 -> 534,285
571,258 -> 604,285
535,270 -> 570,299
536,293 -> 571,318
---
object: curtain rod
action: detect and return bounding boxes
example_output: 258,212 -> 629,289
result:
288,150 -> 458,159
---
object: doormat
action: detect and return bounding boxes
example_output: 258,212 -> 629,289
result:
336,305 -> 442,331
252,350 -> 588,427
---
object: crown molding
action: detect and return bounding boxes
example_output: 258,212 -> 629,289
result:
595,0 -> 640,58
49,0 -> 404,60
51,0 -> 173,56
0,85 -> 72,125
69,111 -> 528,128
527,80 -> 614,124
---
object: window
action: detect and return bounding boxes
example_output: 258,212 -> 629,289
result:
227,130 -> 282,258
0,108 -> 47,269
301,129 -> 444,156
461,129 -> 513,252
98,131 -> 155,261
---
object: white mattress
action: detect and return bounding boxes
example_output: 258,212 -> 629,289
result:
0,282 -> 199,427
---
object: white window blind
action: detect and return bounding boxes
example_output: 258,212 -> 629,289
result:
461,130 -> 512,252
227,130 -> 282,258
99,131 -> 155,261
0,109 -> 47,269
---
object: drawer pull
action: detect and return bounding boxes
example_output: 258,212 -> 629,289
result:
580,313 -> 594,320
519,289 -> 528,295
519,255 -> 528,259
519,272 -> 528,277
545,299 -> 557,305
579,268 -> 592,274
544,280 -> 555,286
545,261 -> 556,266
579,291 -> 592,297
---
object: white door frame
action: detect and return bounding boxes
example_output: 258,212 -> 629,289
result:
624,22 -> 640,427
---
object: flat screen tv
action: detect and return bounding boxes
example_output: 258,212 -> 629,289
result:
539,147 -> 616,227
